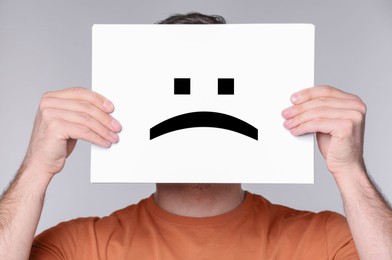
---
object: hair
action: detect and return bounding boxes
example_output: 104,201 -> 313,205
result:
157,12 -> 226,24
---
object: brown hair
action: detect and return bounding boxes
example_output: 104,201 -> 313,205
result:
157,12 -> 226,24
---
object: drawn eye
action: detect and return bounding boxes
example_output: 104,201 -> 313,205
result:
174,78 -> 191,95
218,78 -> 234,95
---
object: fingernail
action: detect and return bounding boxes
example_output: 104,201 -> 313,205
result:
291,93 -> 300,103
282,107 -> 291,117
111,118 -> 122,131
290,128 -> 299,136
284,119 -> 293,128
103,100 -> 114,111
108,131 -> 119,143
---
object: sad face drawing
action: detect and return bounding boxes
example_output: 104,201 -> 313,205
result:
150,78 -> 258,140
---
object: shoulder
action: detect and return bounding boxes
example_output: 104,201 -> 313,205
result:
248,192 -> 346,223
30,197 -> 149,259
30,216 -> 100,259
246,192 -> 358,259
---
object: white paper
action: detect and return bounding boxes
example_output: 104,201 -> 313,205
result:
91,24 -> 314,183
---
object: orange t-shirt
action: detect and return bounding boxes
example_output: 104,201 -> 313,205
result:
30,192 -> 358,259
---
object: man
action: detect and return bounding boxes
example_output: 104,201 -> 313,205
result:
0,12 -> 391,259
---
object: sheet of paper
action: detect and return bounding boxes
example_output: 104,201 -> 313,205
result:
91,24 -> 314,183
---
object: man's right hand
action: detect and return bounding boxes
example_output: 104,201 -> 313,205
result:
0,87 -> 120,259
22,87 -> 122,177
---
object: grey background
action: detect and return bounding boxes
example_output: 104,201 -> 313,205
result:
0,0 -> 391,235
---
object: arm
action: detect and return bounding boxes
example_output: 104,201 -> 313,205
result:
0,163 -> 52,259
282,86 -> 392,259
0,87 -> 121,259
335,163 -> 392,259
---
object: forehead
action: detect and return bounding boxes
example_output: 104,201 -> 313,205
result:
91,24 -> 314,183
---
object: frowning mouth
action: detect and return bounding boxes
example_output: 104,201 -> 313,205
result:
150,111 -> 258,140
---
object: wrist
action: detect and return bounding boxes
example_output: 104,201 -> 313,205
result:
329,158 -> 366,178
17,161 -> 54,195
332,161 -> 370,194
21,151 -> 60,178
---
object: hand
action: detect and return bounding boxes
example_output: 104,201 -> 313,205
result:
22,87 -> 122,177
281,86 -> 366,176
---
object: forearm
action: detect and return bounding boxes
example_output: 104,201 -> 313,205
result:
334,165 -> 392,259
0,163 -> 52,260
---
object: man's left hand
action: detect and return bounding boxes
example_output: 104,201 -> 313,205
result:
282,85 -> 367,176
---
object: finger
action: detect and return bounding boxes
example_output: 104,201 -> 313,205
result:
40,97 -> 122,132
42,87 -> 115,113
284,107 -> 363,130
41,108 -> 119,144
282,97 -> 366,119
58,119 -> 114,148
290,86 -> 363,105
289,118 -> 355,137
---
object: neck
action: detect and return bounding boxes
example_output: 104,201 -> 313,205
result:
154,184 -> 245,217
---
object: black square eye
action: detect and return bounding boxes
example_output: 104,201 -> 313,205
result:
218,78 -> 234,95
174,78 -> 191,95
